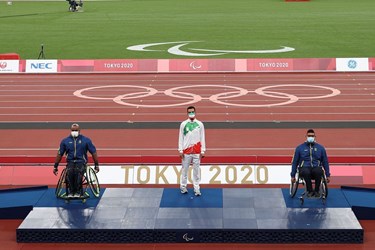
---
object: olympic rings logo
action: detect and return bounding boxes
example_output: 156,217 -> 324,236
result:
73,84 -> 340,108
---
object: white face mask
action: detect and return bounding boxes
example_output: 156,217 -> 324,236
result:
188,112 -> 195,119
307,136 -> 315,143
71,131 -> 79,138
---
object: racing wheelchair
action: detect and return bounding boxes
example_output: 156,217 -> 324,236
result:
55,164 -> 100,203
290,167 -> 328,205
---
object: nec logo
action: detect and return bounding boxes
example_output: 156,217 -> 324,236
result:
31,63 -> 53,69
26,60 -> 57,73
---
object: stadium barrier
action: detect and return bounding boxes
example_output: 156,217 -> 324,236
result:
0,164 -> 374,186
0,53 -> 20,60
1,155 -> 375,186
0,58 -> 374,73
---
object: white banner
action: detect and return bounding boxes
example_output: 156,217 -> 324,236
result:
0,60 -> 19,73
96,165 -> 291,185
0,164 -> 369,186
25,60 -> 58,73
336,58 -> 369,71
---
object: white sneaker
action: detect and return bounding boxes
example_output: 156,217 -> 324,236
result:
67,193 -> 74,198
74,193 -> 81,198
180,187 -> 188,194
194,189 -> 201,196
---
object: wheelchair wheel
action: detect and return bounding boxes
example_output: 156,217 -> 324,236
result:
289,173 -> 300,198
300,196 -> 304,205
55,168 -> 68,198
290,180 -> 299,198
320,179 -> 328,198
86,166 -> 100,197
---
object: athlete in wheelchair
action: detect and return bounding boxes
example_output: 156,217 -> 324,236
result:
53,123 -> 100,201
66,0 -> 83,12
290,129 -> 331,203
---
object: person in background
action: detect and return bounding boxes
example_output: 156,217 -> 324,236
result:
66,0 -> 83,12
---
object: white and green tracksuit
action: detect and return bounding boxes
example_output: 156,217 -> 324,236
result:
178,118 -> 206,191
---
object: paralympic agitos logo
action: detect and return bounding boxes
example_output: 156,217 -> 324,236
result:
127,41 -> 295,57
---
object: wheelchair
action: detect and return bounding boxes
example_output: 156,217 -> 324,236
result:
289,167 -> 328,205
55,164 -> 100,203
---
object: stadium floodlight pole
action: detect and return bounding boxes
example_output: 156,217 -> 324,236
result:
38,44 -> 45,59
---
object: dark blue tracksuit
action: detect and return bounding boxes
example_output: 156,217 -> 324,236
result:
291,141 -> 330,193
58,134 -> 96,195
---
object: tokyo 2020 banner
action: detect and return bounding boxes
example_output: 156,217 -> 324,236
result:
0,164 -> 373,186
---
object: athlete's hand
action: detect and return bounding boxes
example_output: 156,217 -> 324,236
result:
94,164 -> 100,173
179,153 -> 184,159
53,163 -> 59,176
291,177 -> 296,183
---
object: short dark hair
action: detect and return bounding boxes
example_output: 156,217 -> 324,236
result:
306,129 -> 315,134
71,123 -> 80,131
187,106 -> 195,112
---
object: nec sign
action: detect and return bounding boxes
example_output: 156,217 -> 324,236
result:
31,63 -> 53,69
26,60 -> 57,73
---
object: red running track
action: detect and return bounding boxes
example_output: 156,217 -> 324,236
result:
0,72 -> 375,122
0,72 -> 374,163
2,73 -> 375,250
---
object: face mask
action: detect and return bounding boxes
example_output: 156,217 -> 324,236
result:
307,136 -> 315,143
71,131 -> 79,138
188,112 -> 195,119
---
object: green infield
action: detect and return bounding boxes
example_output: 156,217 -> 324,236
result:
0,0 -> 374,59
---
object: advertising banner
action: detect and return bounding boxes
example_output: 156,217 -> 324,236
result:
9,58 -> 375,73
169,59 -> 209,72
25,60 -> 58,73
0,164 -> 372,186
336,58 -> 369,71
248,58 -> 294,71
94,59 -> 139,72
0,60 -> 19,73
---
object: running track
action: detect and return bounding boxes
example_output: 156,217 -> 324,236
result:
1,72 -> 375,250
0,72 -> 375,162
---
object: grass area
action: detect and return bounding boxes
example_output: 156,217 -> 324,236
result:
0,0 -> 374,59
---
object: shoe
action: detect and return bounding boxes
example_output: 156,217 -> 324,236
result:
180,187 -> 188,194
307,191 -> 314,198
74,193 -> 81,198
67,193 -> 74,198
194,189 -> 201,196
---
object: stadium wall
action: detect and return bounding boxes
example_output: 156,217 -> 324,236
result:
0,58 -> 374,73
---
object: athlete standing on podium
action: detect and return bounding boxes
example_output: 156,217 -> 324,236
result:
178,106 -> 206,196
